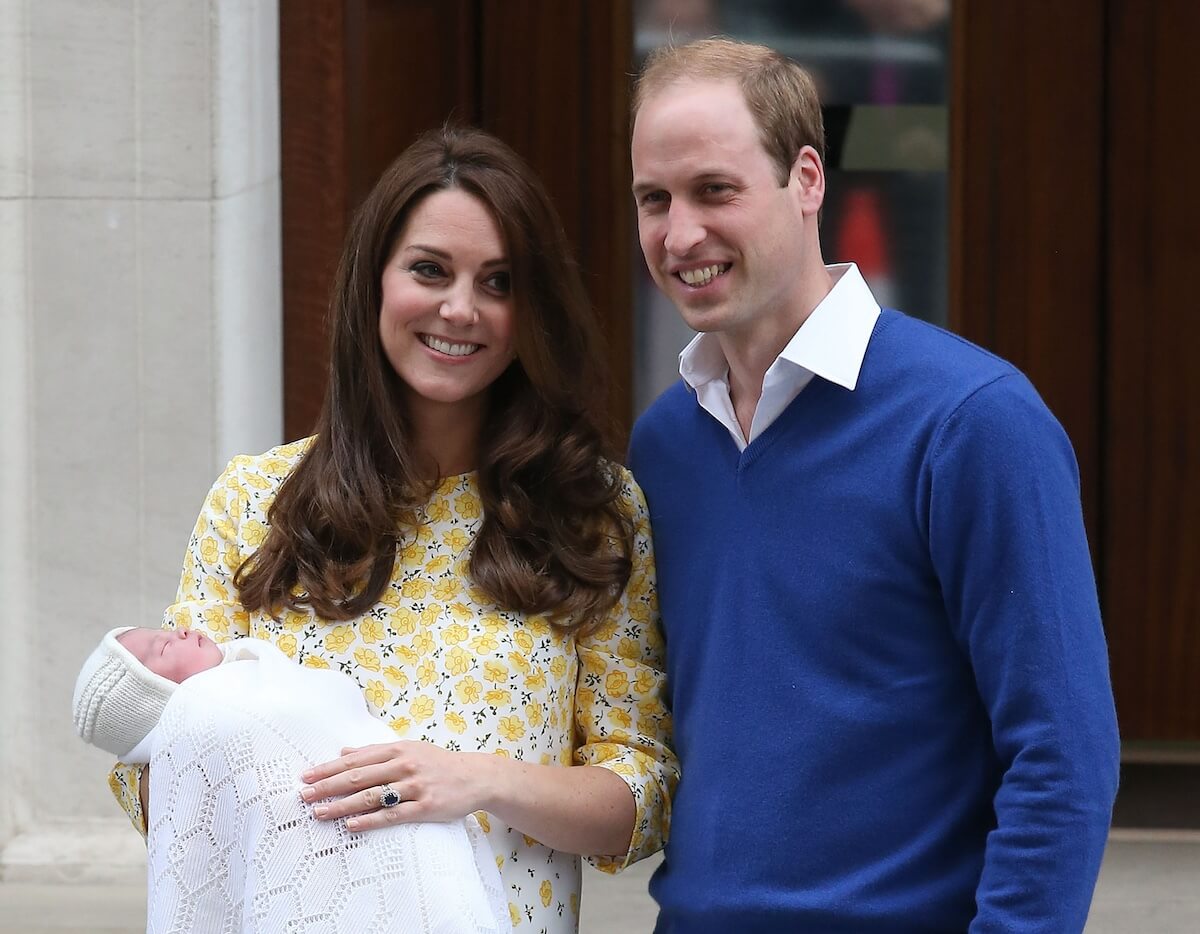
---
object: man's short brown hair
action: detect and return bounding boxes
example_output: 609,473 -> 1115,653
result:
633,37 -> 825,186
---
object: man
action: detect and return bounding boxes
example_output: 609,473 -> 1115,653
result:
627,38 -> 1119,933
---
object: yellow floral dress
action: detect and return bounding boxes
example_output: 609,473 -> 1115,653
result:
109,440 -> 678,933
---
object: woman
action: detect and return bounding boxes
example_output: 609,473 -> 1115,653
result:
109,126 -> 677,932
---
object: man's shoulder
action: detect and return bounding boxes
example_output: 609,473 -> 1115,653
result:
629,380 -> 695,450
871,311 -> 1032,402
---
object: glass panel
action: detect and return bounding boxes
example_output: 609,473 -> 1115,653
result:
632,0 -> 952,415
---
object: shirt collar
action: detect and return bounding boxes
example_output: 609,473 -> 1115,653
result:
678,263 -> 881,392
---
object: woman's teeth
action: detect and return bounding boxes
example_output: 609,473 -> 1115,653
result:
679,264 -> 730,287
421,335 -> 480,357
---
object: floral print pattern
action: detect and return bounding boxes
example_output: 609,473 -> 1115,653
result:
109,440 -> 677,933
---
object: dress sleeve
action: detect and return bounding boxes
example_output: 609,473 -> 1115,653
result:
573,472 -> 679,873
107,457 -> 256,835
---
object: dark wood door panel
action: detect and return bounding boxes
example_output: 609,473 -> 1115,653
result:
1104,0 -> 1200,740
950,0 -> 1105,540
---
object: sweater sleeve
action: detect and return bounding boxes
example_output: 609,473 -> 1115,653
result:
928,375 -> 1119,933
107,456 -> 256,834
574,472 -> 679,873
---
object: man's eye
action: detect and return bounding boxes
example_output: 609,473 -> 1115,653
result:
638,191 -> 668,209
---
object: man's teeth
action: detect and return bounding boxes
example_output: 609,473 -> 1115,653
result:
679,264 -> 729,287
421,335 -> 480,357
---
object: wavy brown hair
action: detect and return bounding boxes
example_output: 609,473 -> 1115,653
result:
236,126 -> 633,630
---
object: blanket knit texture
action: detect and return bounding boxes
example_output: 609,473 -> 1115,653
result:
628,310 -> 1119,933
146,640 -> 508,933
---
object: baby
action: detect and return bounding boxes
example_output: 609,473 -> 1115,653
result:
73,626 -> 510,934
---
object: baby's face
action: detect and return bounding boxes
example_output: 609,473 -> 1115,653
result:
118,628 -> 223,683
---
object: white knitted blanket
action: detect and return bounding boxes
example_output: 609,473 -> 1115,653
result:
144,640 -> 510,934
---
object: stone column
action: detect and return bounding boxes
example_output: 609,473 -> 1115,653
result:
0,0 -> 282,882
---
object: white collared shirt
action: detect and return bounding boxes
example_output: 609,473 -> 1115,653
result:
678,263 -> 881,451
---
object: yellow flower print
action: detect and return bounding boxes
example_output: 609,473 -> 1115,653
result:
401,578 -> 429,600
410,695 -> 435,721
383,666 -> 409,688
199,537 -> 220,567
454,676 -> 482,704
400,542 -> 425,563
479,613 -> 506,634
242,520 -> 268,547
426,555 -> 452,575
617,637 -> 641,661
275,440 -> 305,459
448,602 -> 474,622
221,545 -> 241,574
627,569 -> 649,598
522,833 -> 538,847
282,610 -> 307,632
570,893 -> 579,916
549,657 -> 568,679
379,586 -> 401,608
391,607 -> 418,635
497,716 -> 526,741
454,492 -> 481,519
435,476 -> 458,497
482,660 -> 509,684
549,708 -> 561,730
485,689 -> 511,707
608,708 -> 633,729
507,652 -> 532,675
635,669 -> 657,694
446,646 -> 472,676
628,600 -> 652,624
426,498 -> 451,522
243,471 -> 272,491
325,625 -> 355,653
303,655 -> 331,670
539,879 -> 553,908
432,578 -> 460,602
354,647 -> 381,672
443,527 -> 470,552
508,903 -> 520,926
476,811 -> 491,832
471,633 -> 499,654
611,762 -> 636,779
394,645 -> 420,666
277,634 -> 297,658
524,668 -> 547,690
513,630 -> 534,654
576,687 -> 595,712
210,487 -> 228,514
582,654 -> 606,678
444,711 -> 467,734
364,680 -> 392,708
442,623 -> 470,645
527,704 -> 544,727
415,523 -> 434,543
389,717 -> 411,736
591,618 -> 620,641
416,659 -> 438,688
202,605 -> 230,635
412,631 -> 435,655
420,605 -> 441,628
359,618 -> 383,643
208,577 -> 230,602
258,456 -> 291,475
527,616 -> 551,637
638,697 -> 665,719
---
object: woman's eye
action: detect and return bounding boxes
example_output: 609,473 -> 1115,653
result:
409,261 -> 444,280
483,271 -> 511,295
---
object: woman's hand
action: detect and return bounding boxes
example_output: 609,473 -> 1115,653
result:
300,741 -> 495,832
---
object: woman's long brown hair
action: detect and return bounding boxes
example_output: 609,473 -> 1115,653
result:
235,126 -> 633,630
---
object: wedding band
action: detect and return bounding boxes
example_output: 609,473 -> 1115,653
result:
378,784 -> 402,808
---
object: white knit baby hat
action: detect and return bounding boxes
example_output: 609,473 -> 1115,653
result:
72,627 -> 178,758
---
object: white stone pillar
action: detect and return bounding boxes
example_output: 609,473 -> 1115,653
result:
0,0 -> 282,882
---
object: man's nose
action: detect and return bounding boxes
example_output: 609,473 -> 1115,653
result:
664,204 -> 705,256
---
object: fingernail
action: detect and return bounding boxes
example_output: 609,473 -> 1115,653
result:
313,806 -> 328,819
300,786 -> 315,802
301,770 -> 315,782
346,818 -> 359,831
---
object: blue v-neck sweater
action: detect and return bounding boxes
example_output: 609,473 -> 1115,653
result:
629,311 -> 1119,933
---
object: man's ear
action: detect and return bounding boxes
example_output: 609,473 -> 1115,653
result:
790,145 -> 826,217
